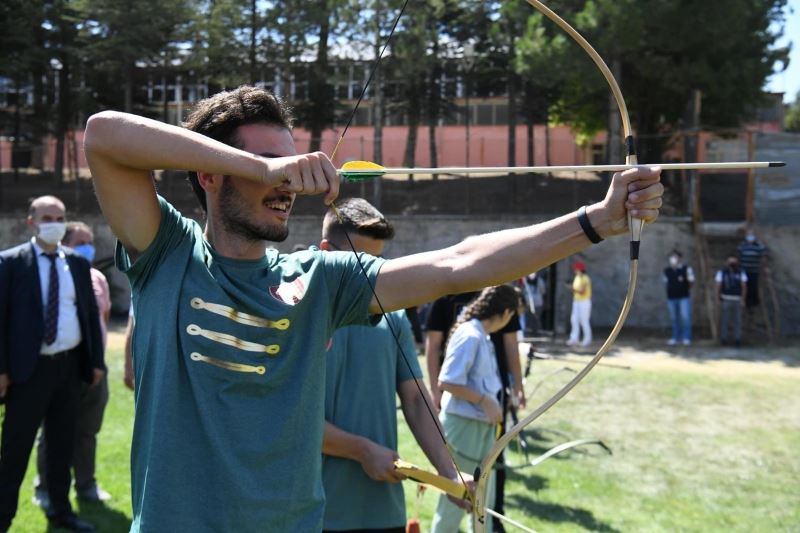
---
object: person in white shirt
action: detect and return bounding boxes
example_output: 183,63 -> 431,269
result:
431,285 -> 521,533
35,222 -> 113,508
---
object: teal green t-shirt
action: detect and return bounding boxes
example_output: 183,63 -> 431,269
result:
117,197 -> 384,532
322,310 -> 421,530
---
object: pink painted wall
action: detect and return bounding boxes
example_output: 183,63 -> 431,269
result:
0,141 -> 9,170
1,125 -> 592,171
0,131 -> 88,173
0,121 -> 778,172
293,124 -> 595,168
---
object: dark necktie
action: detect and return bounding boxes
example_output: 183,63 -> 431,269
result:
43,253 -> 59,345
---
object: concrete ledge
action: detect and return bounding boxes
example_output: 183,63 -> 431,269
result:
700,221 -> 745,236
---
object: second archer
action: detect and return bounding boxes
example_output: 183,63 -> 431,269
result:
319,198 -> 468,532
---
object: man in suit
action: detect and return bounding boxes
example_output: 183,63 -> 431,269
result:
36,221 -> 114,509
0,196 -> 106,532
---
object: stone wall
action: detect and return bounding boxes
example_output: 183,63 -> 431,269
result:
1,212 -> 795,336
754,132 -> 800,226
757,225 -> 800,336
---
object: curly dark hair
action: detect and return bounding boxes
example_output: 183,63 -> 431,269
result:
447,284 -> 521,343
182,85 -> 294,212
321,197 -> 395,247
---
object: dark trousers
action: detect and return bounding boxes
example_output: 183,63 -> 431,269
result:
745,272 -> 760,308
0,353 -> 80,527
493,402 -> 510,532
720,299 -> 743,342
37,374 -> 109,493
494,449 -> 507,532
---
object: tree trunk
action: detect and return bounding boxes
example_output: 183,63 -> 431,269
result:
54,55 -> 71,184
606,57 -> 622,164
403,94 -> 421,175
308,2 -> 331,152
249,0 -> 258,85
30,15 -> 48,171
544,104 -> 551,167
162,56 -> 169,123
427,103 -> 438,170
507,40 -> 517,167
32,66 -> 46,170
372,0 -> 383,207
124,62 -> 134,113
12,75 -> 22,182
526,119 -> 534,166
507,74 -> 517,167
426,19 -> 440,172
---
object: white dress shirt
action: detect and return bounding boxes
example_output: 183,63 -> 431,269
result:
31,239 -> 82,354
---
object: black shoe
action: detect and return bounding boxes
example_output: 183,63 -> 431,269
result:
47,514 -> 95,532
32,487 -> 53,513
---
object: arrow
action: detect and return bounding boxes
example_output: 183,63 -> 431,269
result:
338,160 -> 785,181
393,459 -> 470,500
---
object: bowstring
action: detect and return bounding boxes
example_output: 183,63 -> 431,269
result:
327,0 -> 474,506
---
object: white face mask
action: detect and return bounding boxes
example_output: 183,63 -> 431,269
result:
37,222 -> 66,245
745,234 -> 756,243
669,256 -> 679,267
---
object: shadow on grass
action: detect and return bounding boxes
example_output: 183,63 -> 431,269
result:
495,427 -> 617,531
501,427 -> 611,471
54,500 -> 132,533
506,493 -> 621,533
506,468 -> 548,492
536,333 -> 800,367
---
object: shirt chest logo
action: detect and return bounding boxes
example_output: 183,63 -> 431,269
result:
269,278 -> 306,306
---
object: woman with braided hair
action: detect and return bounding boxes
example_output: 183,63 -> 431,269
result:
431,285 -> 521,533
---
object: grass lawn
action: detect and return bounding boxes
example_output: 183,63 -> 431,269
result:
399,341 -> 800,532
6,329 -> 799,532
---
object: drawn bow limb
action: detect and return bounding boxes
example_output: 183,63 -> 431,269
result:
472,1 -> 644,530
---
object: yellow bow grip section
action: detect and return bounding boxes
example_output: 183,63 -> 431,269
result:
393,459 -> 468,500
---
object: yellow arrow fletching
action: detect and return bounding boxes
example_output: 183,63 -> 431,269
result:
342,160 -> 385,171
340,160 -> 386,182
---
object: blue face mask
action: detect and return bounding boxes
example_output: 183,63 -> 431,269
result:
73,244 -> 96,263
